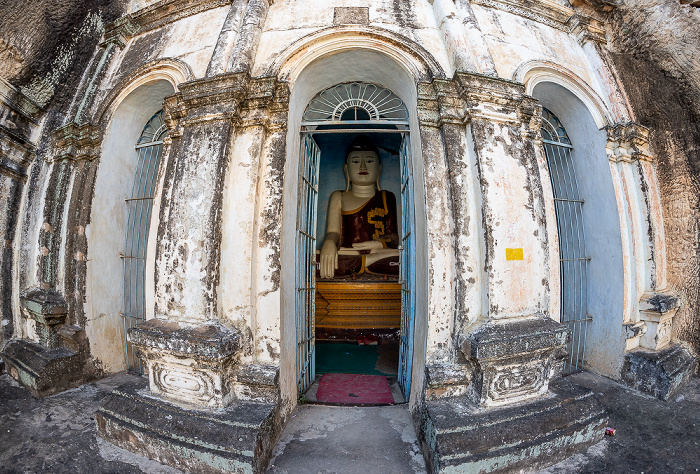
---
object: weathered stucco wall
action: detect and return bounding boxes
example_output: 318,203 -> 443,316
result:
0,0 -> 125,359
598,0 -> 700,353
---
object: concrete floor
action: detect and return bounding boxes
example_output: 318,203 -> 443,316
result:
0,371 -> 698,473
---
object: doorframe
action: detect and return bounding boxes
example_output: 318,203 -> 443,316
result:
295,125 -> 416,398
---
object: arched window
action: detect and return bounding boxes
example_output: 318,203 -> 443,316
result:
122,110 -> 166,372
541,107 -> 591,373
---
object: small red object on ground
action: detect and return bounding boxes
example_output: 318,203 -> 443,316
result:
605,427 -> 616,436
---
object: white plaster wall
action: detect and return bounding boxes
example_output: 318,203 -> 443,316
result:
160,7 -> 228,78
472,6 -> 615,108
533,82 -> 626,378
253,0 -> 451,77
100,7 -> 227,90
277,49 -> 430,414
85,80 -> 174,373
219,126 -> 265,356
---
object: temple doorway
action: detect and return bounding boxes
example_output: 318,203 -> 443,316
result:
295,83 -> 415,404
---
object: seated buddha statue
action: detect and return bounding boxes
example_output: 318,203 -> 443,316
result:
319,136 -> 400,279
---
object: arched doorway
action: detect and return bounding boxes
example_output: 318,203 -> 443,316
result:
540,107 -> 591,373
295,82 -> 416,400
122,109 -> 167,372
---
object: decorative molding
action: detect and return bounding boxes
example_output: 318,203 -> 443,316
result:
163,72 -> 290,135
50,122 -> 102,163
566,14 -> 607,46
0,76 -> 41,120
605,122 -> 653,163
0,133 -> 34,181
471,0 -> 574,31
102,0 -> 233,46
417,73 -> 543,139
99,16 -> 139,48
0,77 -> 40,180
471,0 -> 607,45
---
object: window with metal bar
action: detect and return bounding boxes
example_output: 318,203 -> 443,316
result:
122,110 -> 166,373
541,107 -> 592,374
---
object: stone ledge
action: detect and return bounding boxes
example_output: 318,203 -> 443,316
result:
96,378 -> 280,474
128,319 -> 241,360
1,339 -> 82,397
464,316 -> 569,360
621,344 -> 697,400
416,377 -> 607,473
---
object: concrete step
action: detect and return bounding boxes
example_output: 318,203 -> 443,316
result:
96,377 -> 280,474
418,377 -> 607,473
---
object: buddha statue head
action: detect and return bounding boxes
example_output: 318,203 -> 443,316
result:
344,135 -> 381,191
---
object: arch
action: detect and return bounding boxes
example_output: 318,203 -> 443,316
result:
531,80 -> 626,378
85,78 -> 176,372
93,58 -> 193,127
514,60 -> 611,129
268,26 -> 446,84
278,46 -> 430,413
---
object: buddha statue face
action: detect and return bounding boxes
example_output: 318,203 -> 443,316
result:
346,150 -> 380,187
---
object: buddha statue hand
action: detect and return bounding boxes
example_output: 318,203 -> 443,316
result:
320,238 -> 339,279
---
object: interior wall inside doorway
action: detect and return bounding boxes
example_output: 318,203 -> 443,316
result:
87,79 -> 175,373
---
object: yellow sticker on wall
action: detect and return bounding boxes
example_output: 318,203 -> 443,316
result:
506,248 -> 523,261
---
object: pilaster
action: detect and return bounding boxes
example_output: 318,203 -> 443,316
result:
136,72 -> 289,402
606,122 -> 697,399
101,71 -> 286,473
416,73 -> 605,472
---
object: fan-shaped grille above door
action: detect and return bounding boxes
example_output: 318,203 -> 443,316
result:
302,82 -> 409,125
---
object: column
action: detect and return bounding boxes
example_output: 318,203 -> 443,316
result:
134,73 -> 248,408
455,73 -> 567,407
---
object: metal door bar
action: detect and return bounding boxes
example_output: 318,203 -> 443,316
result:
296,134 -> 320,393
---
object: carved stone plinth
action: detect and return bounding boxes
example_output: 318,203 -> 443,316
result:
461,316 -> 569,407
2,339 -> 81,397
128,319 -> 241,408
417,377 -> 607,473
20,289 -> 69,348
638,291 -> 679,351
1,289 -> 85,397
96,377 -> 280,474
621,344 -> 697,400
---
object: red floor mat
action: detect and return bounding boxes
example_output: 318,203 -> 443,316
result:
315,373 -> 394,405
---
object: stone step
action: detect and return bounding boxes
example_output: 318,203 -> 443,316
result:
418,377 -> 607,473
2,338 -> 82,397
621,344 -> 697,400
96,378 -> 280,474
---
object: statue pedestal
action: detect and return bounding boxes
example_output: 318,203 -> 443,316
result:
315,281 -> 401,330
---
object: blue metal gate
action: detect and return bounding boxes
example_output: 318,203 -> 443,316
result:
541,107 -> 591,373
121,110 -> 166,373
296,134 -> 321,393
398,134 -> 415,395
